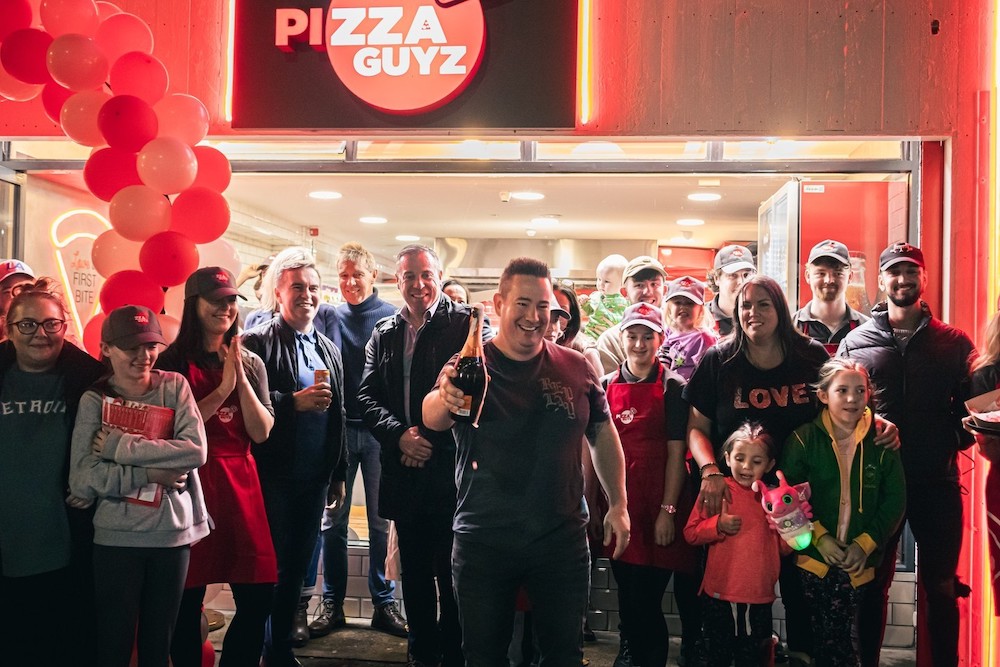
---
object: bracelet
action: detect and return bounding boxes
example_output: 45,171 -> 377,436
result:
702,472 -> 724,480
699,462 -> 719,475
660,504 -> 677,514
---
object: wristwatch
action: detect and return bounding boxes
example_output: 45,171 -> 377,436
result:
660,504 -> 677,514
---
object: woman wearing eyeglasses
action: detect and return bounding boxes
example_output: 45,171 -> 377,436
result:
0,278 -> 105,661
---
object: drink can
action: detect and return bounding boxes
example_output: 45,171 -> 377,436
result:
314,369 -> 330,385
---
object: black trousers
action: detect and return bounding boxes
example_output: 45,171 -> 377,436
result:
701,595 -> 773,667
171,582 -> 273,667
610,560 -> 674,667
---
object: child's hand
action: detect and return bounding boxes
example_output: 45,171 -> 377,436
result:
840,543 -> 867,575
716,499 -> 742,536
654,511 -> 675,546
92,426 -> 111,455
815,533 -> 847,566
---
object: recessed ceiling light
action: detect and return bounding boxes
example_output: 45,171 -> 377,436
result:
395,234 -> 420,242
510,191 -> 545,201
530,216 -> 560,227
687,193 -> 721,202
697,178 -> 721,187
309,190 -> 342,200
360,216 -> 387,224
676,218 -> 705,226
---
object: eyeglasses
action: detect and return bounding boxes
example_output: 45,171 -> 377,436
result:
8,318 -> 67,335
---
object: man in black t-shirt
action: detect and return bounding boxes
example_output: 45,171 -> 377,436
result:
424,257 -> 630,666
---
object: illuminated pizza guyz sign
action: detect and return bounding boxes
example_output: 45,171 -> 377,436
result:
275,1 -> 486,114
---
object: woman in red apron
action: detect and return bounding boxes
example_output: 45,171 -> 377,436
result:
603,302 -> 699,667
969,309 -> 1000,615
158,267 -> 278,667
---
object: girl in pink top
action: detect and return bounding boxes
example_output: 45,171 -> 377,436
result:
684,422 -> 789,667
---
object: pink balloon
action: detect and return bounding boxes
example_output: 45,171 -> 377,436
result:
109,184 -> 171,241
41,81 -> 75,122
140,231 -> 199,287
154,94 -> 209,146
171,187 -> 230,244
83,145 -> 139,201
91,228 -> 143,277
46,33 -> 108,91
99,269 -> 165,312
196,238 -> 241,278
137,137 -> 197,195
1,28 -> 54,84
95,1 -> 120,21
191,146 -> 232,192
98,94 -> 157,152
95,12 -> 152,64
162,283 -> 185,318
0,0 -> 34,42
0,62 -> 43,101
60,88 -> 111,146
159,313 -> 180,343
40,0 -> 99,37
109,51 -> 167,105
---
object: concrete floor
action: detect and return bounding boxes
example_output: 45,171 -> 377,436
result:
207,612 -> 917,666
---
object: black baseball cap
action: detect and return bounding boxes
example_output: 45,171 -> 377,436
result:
807,239 -> 850,266
185,266 -> 246,301
101,305 -> 166,348
879,242 -> 925,271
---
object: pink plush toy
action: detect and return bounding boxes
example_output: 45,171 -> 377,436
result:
752,470 -> 814,550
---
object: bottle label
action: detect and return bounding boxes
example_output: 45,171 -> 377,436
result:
456,396 -> 472,417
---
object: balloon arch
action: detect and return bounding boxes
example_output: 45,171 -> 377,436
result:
1,0 -> 237,359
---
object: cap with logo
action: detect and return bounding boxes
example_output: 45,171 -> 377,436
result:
620,302 -> 664,334
665,276 -> 706,305
713,245 -> 755,274
0,259 -> 35,284
622,255 -> 667,281
101,305 -> 166,349
807,239 -> 850,267
879,242 -> 925,271
185,266 -> 247,301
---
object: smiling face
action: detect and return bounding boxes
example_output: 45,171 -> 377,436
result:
665,296 -> 702,333
879,262 -> 926,308
493,274 -> 551,361
724,438 -> 775,488
717,268 -> 755,305
101,342 -> 161,390
338,258 -> 377,306
818,369 -> 870,427
397,251 -> 441,318
196,295 -> 238,339
275,266 -> 321,332
621,324 -> 662,370
624,272 -> 665,306
545,289 -> 572,343
738,284 -> 779,344
7,296 -> 66,372
806,259 -> 849,304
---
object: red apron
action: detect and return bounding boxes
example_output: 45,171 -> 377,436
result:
184,362 -> 277,587
988,379 -> 1000,614
605,366 -> 697,572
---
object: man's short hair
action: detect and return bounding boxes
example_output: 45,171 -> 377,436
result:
499,257 -> 551,295
337,242 -> 377,274
395,244 -> 442,274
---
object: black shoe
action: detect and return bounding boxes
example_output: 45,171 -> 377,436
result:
308,597 -> 346,637
613,639 -> 633,667
677,639 -> 704,666
372,601 -> 409,638
291,602 -> 310,648
582,618 -> 597,643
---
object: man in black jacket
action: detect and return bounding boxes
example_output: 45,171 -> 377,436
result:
838,242 -> 975,667
242,247 -> 347,667
358,245 -> 485,667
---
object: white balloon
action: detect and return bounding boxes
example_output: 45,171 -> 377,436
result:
197,237 -> 242,277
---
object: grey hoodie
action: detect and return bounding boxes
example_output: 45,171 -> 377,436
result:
69,370 -> 210,548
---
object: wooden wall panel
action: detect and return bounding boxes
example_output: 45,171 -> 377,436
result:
842,2 -> 886,132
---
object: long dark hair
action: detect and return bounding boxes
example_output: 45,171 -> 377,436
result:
724,275 -> 809,364
166,295 -> 238,360
554,284 -> 582,346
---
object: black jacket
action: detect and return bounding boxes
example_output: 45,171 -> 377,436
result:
241,316 -> 346,483
358,296 -> 482,521
837,301 -> 975,483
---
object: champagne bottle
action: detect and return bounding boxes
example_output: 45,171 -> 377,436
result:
452,303 -> 488,427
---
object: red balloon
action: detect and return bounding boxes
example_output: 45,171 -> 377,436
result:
109,51 -> 167,105
137,137 -> 196,195
83,146 -> 140,201
140,231 -> 199,287
0,62 -> 43,101
109,184 -> 171,241
60,88 -> 110,146
95,2 -> 120,21
46,33 -> 108,91
91,228 -> 142,277
99,269 -> 165,312
191,146 -> 232,192
82,312 -> 106,359
98,94 -> 157,152
40,0 -> 99,37
94,12 -> 152,65
171,187 -> 230,244
40,81 -> 74,123
154,94 -> 209,146
0,28 -> 54,84
0,0 -> 33,42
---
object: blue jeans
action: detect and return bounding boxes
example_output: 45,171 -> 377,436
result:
304,425 -> 395,607
453,526 -> 590,667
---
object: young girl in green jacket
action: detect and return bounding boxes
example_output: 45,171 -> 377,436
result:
780,358 -> 906,667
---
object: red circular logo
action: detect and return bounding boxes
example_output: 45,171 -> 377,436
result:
326,0 -> 486,115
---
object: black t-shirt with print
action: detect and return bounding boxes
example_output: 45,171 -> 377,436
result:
447,341 -> 610,547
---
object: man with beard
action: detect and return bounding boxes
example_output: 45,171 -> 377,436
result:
792,239 -> 869,354
838,242 -> 975,667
